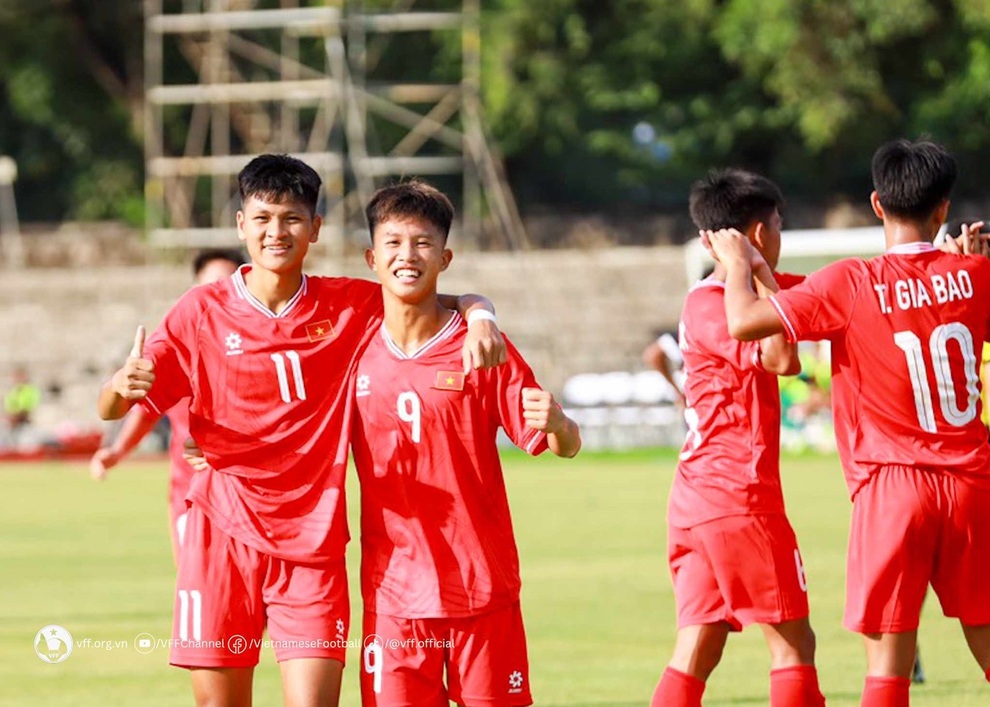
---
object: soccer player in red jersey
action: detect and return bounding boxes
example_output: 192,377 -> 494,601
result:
651,169 -> 826,707
350,181 -> 581,707
707,139 -> 990,706
90,248 -> 245,562
96,155 -> 506,707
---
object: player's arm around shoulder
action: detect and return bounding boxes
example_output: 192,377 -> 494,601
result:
438,293 -> 507,371
521,388 -> 581,458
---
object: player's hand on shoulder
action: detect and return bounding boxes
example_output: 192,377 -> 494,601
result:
522,387 -> 565,434
89,447 -> 120,481
941,221 -> 989,258
463,316 -> 507,373
962,221 -> 989,258
111,326 -> 155,401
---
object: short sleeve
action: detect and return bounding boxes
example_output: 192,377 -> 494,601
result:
769,259 -> 865,343
683,287 -> 763,373
140,291 -> 199,416
486,338 -> 549,456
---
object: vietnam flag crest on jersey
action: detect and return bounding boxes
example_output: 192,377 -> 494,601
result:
306,319 -> 335,342
433,370 -> 465,391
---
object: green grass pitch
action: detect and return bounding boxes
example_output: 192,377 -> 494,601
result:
1,450 -> 986,705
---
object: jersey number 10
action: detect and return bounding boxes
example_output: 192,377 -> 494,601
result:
894,322 -> 980,433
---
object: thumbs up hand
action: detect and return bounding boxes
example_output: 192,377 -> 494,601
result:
110,325 -> 156,401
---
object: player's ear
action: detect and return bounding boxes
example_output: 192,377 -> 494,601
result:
870,191 -> 884,220
750,220 -> 766,251
310,214 -> 322,243
933,200 -> 950,229
235,211 -> 247,242
364,247 -> 376,270
440,248 -> 452,271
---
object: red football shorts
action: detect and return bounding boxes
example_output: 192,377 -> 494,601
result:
360,603 -> 532,707
668,514 -> 810,630
168,506 -> 188,566
169,506 -> 350,668
845,464 -> 990,633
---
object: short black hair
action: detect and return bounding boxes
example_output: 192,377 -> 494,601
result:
366,180 -> 454,243
871,139 -> 957,221
192,248 -> 246,277
237,154 -> 321,214
689,168 -> 785,232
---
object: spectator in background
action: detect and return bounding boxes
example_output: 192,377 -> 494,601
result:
90,248 -> 246,562
642,329 -> 685,407
3,365 -> 40,449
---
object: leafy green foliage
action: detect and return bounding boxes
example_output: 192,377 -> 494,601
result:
0,1 -> 144,224
1,0 -> 990,227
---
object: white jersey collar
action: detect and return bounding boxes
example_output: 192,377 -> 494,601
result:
232,264 -> 308,318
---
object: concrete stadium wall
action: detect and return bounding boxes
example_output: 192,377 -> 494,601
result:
1,245 -> 689,435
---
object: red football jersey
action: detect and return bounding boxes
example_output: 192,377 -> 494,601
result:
141,265 -> 383,562
669,273 -> 805,528
351,312 -> 549,619
770,243 -> 990,497
164,401 -> 195,521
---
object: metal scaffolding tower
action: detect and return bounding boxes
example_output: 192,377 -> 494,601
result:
143,0 -> 528,255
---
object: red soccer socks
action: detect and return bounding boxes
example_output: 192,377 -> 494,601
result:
860,676 -> 910,707
770,665 -> 826,706
651,666 -> 705,707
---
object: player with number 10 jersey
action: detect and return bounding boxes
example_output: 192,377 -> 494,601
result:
770,244 -> 990,495
770,242 -> 990,637
708,139 -> 990,704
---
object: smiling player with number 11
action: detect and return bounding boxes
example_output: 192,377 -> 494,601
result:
96,155 -> 506,707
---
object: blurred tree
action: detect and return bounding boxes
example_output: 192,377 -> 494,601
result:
478,0 -> 990,218
0,0 -> 988,234
0,0 -> 144,223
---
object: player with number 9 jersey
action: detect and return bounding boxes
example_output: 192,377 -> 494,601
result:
352,180 -> 581,707
352,315 -> 546,620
